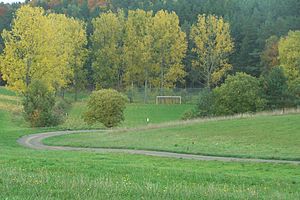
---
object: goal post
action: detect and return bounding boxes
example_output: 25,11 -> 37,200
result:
156,96 -> 182,104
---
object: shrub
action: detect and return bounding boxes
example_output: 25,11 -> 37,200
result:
52,98 -> 71,124
23,80 -> 58,127
288,78 -> 300,106
84,89 -> 128,128
182,89 -> 216,120
181,109 -> 197,120
262,66 -> 290,109
213,73 -> 267,115
196,89 -> 216,117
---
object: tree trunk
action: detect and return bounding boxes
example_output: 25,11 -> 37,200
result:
144,72 -> 148,104
129,81 -> 134,103
207,73 -> 211,90
62,89 -> 65,99
160,59 -> 165,95
25,59 -> 31,88
74,86 -> 78,101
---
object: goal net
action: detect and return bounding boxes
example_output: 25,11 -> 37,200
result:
156,96 -> 182,104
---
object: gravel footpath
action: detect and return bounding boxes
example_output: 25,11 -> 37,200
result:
17,130 -> 300,165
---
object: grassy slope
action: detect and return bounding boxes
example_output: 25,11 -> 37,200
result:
46,114 -> 300,161
1,87 -> 300,199
60,101 -> 194,129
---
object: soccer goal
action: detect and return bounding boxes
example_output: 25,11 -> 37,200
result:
156,96 -> 182,104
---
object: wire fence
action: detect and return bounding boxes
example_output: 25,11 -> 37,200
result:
63,87 -> 204,104
64,87 -> 300,107
124,87 -> 204,104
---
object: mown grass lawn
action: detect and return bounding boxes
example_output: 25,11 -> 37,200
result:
60,101 -> 194,129
1,87 -> 300,199
46,114 -> 300,161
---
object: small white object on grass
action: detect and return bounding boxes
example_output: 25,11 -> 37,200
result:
146,118 -> 150,124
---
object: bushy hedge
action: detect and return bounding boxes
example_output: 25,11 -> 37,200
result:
288,78 -> 300,100
262,66 -> 290,109
23,81 -> 55,127
184,73 -> 268,119
22,80 -> 70,127
213,73 -> 267,115
84,89 -> 128,128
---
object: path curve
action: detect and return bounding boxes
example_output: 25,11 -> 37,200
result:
18,130 -> 300,165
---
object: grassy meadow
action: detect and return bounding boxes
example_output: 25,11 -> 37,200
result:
60,98 -> 194,129
45,114 -> 300,161
0,86 -> 300,199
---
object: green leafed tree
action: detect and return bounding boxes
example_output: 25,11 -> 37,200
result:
23,80 -> 57,127
190,14 -> 234,89
213,73 -> 266,115
262,66 -> 290,108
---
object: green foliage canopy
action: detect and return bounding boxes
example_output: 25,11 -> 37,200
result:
213,73 -> 266,115
262,66 -> 291,109
84,89 -> 128,128
22,80 -> 57,127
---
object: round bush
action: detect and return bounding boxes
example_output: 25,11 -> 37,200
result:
213,73 -> 266,115
84,89 -> 128,128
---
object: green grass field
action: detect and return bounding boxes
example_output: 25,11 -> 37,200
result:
45,114 -> 300,161
1,86 -> 300,199
60,101 -> 194,129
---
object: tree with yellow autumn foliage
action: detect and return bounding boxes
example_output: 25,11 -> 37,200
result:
279,31 -> 300,81
123,9 -> 154,88
0,5 -> 87,93
190,14 -> 234,89
91,11 -> 124,89
152,10 -> 187,89
55,14 -> 87,100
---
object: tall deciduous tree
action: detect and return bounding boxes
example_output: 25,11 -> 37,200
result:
0,6 -> 48,92
260,35 -> 280,73
0,5 -> 87,94
152,10 -> 187,90
91,11 -> 124,89
190,14 -> 234,89
123,9 -> 154,102
56,14 -> 88,100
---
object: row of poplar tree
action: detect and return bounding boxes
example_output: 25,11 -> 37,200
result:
0,5 -> 233,94
0,4 -> 299,100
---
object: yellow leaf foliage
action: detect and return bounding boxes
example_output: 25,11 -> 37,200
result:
0,5 -> 87,93
91,11 -> 124,88
190,14 -> 234,88
279,31 -> 300,81
152,10 -> 187,88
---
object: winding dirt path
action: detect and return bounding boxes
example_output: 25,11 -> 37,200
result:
18,130 -> 300,165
